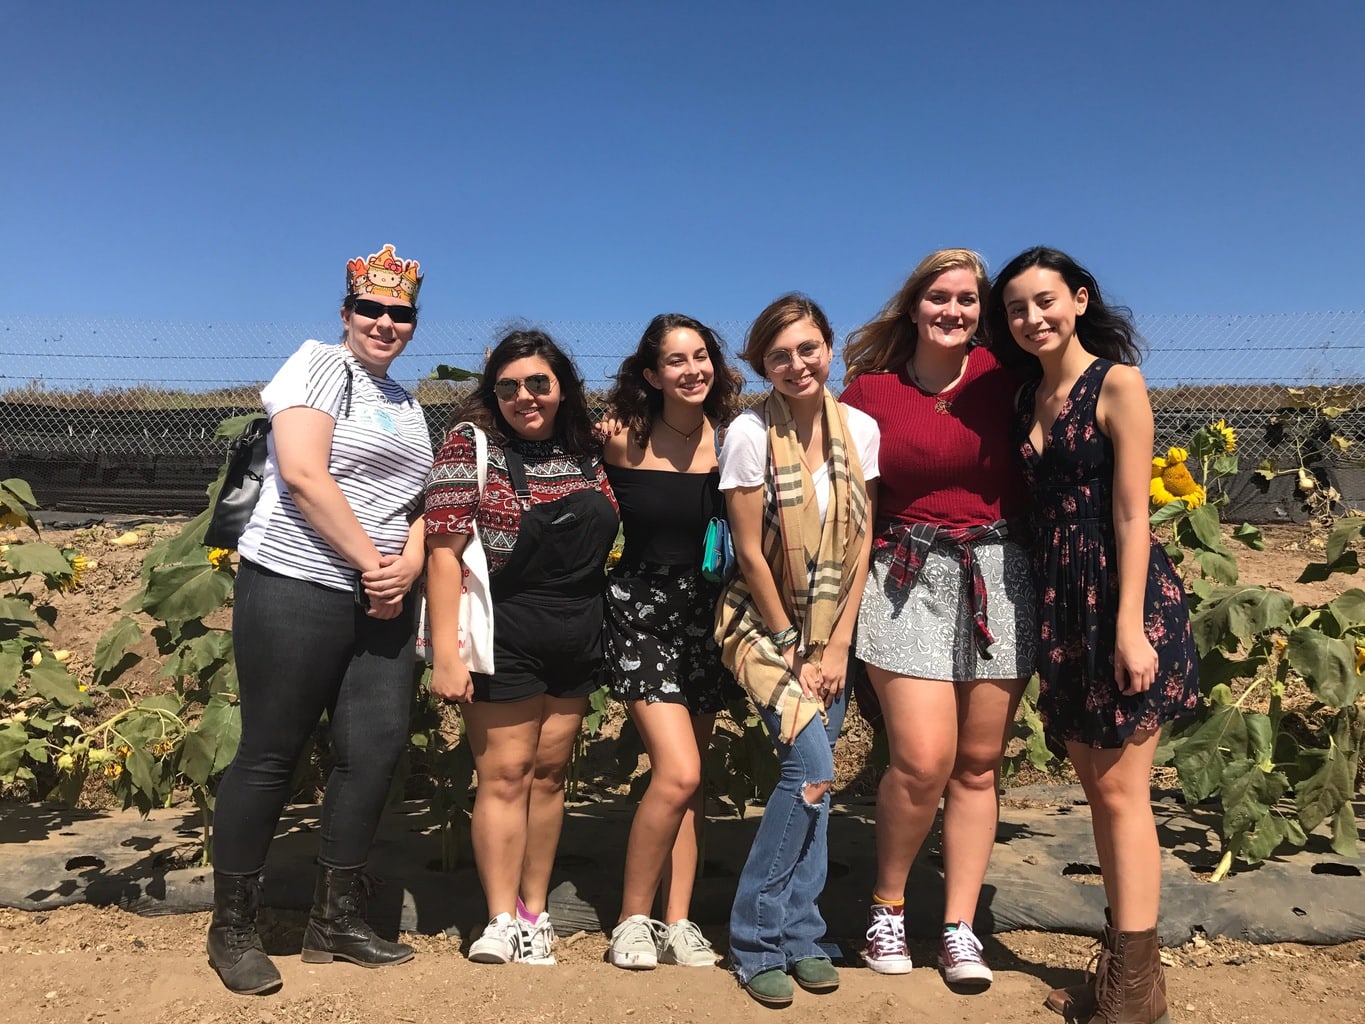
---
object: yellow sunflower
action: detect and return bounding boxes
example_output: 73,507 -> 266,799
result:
1209,419 -> 1237,454
58,551 -> 93,592
1151,447 -> 1206,509
207,547 -> 234,570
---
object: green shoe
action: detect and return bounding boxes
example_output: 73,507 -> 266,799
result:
791,956 -> 840,993
743,968 -> 794,1008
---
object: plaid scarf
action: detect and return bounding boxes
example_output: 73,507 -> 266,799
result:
715,387 -> 869,743
874,519 -> 1014,657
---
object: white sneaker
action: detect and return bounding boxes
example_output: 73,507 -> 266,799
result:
659,919 -> 717,967
520,911 -> 557,965
609,914 -> 665,970
863,903 -> 913,975
938,921 -> 993,987
468,913 -> 522,964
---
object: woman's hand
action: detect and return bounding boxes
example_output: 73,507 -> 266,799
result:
817,639 -> 850,708
783,647 -> 823,702
365,594 -> 405,621
430,657 -> 474,703
1114,626 -> 1159,696
362,551 -> 421,603
593,414 -> 625,444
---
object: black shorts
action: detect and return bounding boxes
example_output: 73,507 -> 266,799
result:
472,590 -> 604,703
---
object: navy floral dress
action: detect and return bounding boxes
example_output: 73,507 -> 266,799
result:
1016,359 -> 1198,754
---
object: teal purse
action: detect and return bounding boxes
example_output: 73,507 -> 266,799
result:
701,516 -> 735,583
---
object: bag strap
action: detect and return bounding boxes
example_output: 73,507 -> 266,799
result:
448,421 -> 488,498
340,364 -> 354,419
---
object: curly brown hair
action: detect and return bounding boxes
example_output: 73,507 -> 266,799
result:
605,313 -> 743,447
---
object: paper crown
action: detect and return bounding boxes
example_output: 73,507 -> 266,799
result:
346,244 -> 423,302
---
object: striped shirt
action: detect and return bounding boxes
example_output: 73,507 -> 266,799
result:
237,340 -> 434,591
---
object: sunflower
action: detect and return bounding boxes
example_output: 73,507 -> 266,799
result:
1209,419 -> 1237,454
1151,446 -> 1206,509
207,547 -> 234,571
57,551 -> 93,592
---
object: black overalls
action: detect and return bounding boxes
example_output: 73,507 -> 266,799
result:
471,444 -> 619,702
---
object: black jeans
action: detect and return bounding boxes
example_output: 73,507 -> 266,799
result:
212,559 -> 416,874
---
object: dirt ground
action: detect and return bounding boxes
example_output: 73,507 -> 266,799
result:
2,520 -> 1362,1022
1,905 -> 1362,1024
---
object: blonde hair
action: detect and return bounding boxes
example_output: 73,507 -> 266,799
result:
843,248 -> 989,383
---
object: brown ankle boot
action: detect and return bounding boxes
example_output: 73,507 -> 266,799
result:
1091,927 -> 1169,1024
1045,922 -> 1113,1020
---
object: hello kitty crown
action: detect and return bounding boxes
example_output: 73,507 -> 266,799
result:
346,244 -> 423,302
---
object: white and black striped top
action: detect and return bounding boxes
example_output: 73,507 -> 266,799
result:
237,340 -> 435,591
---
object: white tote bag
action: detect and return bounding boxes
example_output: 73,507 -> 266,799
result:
416,423 -> 495,674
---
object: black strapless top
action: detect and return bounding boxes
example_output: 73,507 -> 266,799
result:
604,464 -> 723,567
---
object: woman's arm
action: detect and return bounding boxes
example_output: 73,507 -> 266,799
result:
425,531 -> 474,702
1098,364 -> 1159,696
726,484 -> 822,701
817,479 -> 877,705
271,405 -> 385,574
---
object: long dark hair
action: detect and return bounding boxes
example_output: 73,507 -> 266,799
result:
455,328 -> 598,456
606,313 -> 743,447
986,247 -> 1144,378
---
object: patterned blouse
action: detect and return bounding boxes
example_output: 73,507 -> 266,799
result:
424,424 -> 617,575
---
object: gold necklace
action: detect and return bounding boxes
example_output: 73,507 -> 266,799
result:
908,358 -> 960,415
658,414 -> 704,442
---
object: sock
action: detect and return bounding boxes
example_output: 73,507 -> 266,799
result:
872,893 -> 904,911
516,897 -> 540,923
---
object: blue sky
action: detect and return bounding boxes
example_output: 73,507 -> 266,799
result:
4,0 -> 1363,337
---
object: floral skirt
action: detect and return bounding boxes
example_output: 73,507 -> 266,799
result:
604,563 -> 738,714
1035,529 -> 1199,752
855,541 -> 1036,681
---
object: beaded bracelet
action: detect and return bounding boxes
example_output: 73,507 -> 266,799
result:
771,626 -> 799,650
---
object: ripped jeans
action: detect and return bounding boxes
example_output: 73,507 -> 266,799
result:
728,689 -> 847,983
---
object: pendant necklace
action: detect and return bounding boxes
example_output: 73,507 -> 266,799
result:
908,358 -> 960,415
659,415 -> 704,442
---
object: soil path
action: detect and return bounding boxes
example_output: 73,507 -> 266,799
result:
2,906 -> 1362,1024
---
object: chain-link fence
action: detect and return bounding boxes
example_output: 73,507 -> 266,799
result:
2,312 -> 1362,515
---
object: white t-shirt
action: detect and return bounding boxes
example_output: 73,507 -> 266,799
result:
237,340 -> 435,591
719,403 -> 880,522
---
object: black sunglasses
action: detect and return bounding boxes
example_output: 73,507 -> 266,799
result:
351,298 -> 417,324
492,374 -> 556,401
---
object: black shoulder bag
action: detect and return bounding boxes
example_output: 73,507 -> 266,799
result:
204,366 -> 353,550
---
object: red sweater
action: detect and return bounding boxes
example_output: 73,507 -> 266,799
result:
839,346 -> 1028,530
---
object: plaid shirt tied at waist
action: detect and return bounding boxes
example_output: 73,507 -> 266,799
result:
875,519 -> 1015,658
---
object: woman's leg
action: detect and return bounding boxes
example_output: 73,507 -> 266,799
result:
462,699 -> 543,919
728,698 -> 839,983
659,712 -> 717,923
1068,731 -> 1162,931
213,564 -> 354,875
940,676 -> 1025,925
519,694 -> 590,913
618,702 -> 708,921
317,601 -> 417,868
780,691 -> 847,965
868,667 -> 959,901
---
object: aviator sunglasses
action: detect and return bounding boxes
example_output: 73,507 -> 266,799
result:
492,373 -> 556,401
350,298 -> 417,324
